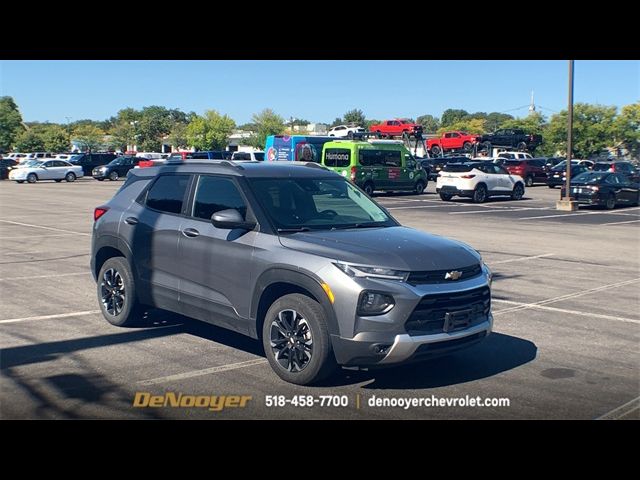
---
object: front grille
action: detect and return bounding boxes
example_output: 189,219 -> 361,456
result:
407,264 -> 482,285
405,286 -> 490,336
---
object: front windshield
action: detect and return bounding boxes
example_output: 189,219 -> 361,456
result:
248,177 -> 395,230
573,172 -> 607,184
68,155 -> 83,163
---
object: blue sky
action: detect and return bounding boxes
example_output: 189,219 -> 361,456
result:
1,60 -> 638,124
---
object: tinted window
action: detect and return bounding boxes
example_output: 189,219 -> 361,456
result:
383,150 -> 401,167
605,175 -> 621,185
324,148 -> 351,168
192,176 -> 247,220
145,175 -> 190,214
593,163 -> 612,172
191,152 -> 211,160
503,160 -> 523,166
232,152 -> 251,160
443,164 -> 475,172
254,152 -> 264,161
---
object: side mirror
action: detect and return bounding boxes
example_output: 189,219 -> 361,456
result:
211,209 -> 256,230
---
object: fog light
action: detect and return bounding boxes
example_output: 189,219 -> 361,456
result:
357,291 -> 394,316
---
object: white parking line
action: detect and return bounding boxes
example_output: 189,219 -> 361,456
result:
603,219 -> 640,226
492,299 -> 640,324
493,277 -> 640,315
0,272 -> 90,281
491,253 -> 554,264
0,233 -> 77,240
449,207 -> 552,215
0,219 -> 90,236
137,358 -> 268,386
596,396 -> 640,420
520,207 -> 640,221
0,310 -> 100,324
386,204 -> 464,210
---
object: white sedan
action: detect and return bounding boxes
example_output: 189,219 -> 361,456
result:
9,160 -> 84,184
328,125 -> 365,138
436,161 -> 525,203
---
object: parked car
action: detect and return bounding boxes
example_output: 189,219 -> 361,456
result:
546,163 -> 591,188
497,151 -> 533,160
502,158 -> 548,187
9,159 -> 84,183
328,125 -> 365,138
187,151 -> 232,160
479,129 -> 542,152
20,152 -> 53,162
2,153 -> 26,162
369,119 -> 423,138
91,161 -> 493,385
322,140 -> 428,195
0,159 -> 18,179
427,131 -> 480,156
68,152 -> 118,175
93,156 -> 140,181
561,171 -> 640,209
592,161 -> 639,182
429,155 -> 472,181
231,151 -> 265,161
436,162 -> 525,203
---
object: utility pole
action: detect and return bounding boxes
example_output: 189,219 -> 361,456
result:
557,60 -> 578,211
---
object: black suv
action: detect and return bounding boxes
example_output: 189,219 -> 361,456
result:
187,151 -> 232,160
70,152 -> 118,175
592,161 -> 639,183
92,156 -> 140,181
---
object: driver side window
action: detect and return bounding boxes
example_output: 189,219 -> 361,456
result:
192,176 -> 247,221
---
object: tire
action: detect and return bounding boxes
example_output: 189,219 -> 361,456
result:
431,145 -> 441,156
516,142 -> 528,151
548,185 -> 556,189
363,182 -> 374,196
97,256 -> 143,327
375,131 -> 382,139
439,193 -> 453,201
635,193 -> 640,207
511,183 -> 524,200
65,172 -> 76,182
414,180 -> 426,195
16,180 -> 24,184
605,194 -> 616,210
109,171 -> 119,181
525,175 -> 534,187
481,141 -> 492,153
347,131 -> 353,139
262,293 -> 337,385
96,178 -> 104,181
27,173 -> 37,184
55,179 -> 62,183
473,184 -> 488,203
463,141 -> 472,152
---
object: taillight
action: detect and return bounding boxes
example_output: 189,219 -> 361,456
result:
460,174 -> 476,179
94,206 -> 109,221
350,166 -> 357,181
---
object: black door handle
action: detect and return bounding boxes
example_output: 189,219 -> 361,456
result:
124,217 -> 138,225
182,228 -> 200,238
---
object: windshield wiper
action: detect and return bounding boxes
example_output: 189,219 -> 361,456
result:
277,227 -> 311,233
330,223 -> 385,230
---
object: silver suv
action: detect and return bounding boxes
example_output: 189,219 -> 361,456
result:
91,160 -> 493,385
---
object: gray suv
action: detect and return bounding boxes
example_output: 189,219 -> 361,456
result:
91,160 -> 493,385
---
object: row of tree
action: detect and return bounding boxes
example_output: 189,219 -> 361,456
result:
1,96 -> 638,159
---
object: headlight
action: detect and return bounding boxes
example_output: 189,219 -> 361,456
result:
357,291 -> 395,316
483,263 -> 492,287
333,262 -> 409,281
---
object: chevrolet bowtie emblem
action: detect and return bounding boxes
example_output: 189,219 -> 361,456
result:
445,270 -> 463,280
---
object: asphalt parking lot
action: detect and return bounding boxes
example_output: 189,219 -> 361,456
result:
1,178 -> 638,420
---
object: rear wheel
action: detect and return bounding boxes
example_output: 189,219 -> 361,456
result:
16,180 -> 24,184
517,141 -> 528,151
96,178 -> 104,181
463,141 -> 472,151
473,184 -> 488,203
363,182 -> 374,196
548,184 -> 556,189
27,173 -> 37,184
98,257 -> 143,327
55,179 -> 62,183
439,193 -> 453,201
525,175 -> 534,187
65,172 -> 76,182
511,183 -> 524,200
605,194 -> 616,210
262,293 -> 336,385
414,180 -> 426,195
431,145 -> 441,156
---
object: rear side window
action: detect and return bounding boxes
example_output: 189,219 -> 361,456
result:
191,152 -> 211,160
503,160 -> 523,166
360,149 -> 400,167
443,164 -> 475,172
593,163 -> 611,172
192,176 -> 247,220
254,152 -> 265,161
145,174 -> 190,214
324,148 -> 351,168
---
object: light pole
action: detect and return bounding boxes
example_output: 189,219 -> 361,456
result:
556,60 -> 578,211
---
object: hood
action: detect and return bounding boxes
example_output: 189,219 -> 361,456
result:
279,226 -> 481,271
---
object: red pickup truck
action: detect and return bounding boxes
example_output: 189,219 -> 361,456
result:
369,119 -> 422,138
427,131 -> 480,155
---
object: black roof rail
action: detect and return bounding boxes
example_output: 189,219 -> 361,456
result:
302,162 -> 327,169
165,158 -> 244,169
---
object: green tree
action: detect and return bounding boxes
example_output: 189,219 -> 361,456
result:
137,106 -> 174,151
0,96 -> 25,152
167,122 -> 189,150
186,110 -> 236,151
441,109 -> 469,127
110,121 -> 136,152
73,124 -> 105,152
500,112 -> 547,135
613,103 -> 640,158
543,103 -> 617,158
14,129 -> 45,152
41,124 -> 70,152
343,109 -> 366,127
485,112 -> 515,132
437,118 -> 487,135
365,119 -> 380,130
416,114 -> 440,133
246,109 -> 286,149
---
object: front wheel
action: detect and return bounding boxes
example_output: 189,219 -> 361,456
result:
414,180 -> 426,195
605,194 -> 616,210
98,257 -> 143,327
55,179 -> 62,183
65,172 -> 76,182
27,173 -> 37,184
16,180 -> 24,184
548,184 -> 556,189
463,141 -> 472,151
473,184 -> 488,203
430,145 -> 441,156
262,293 -> 336,385
109,171 -> 119,181
511,183 -> 525,200
363,182 -> 374,196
